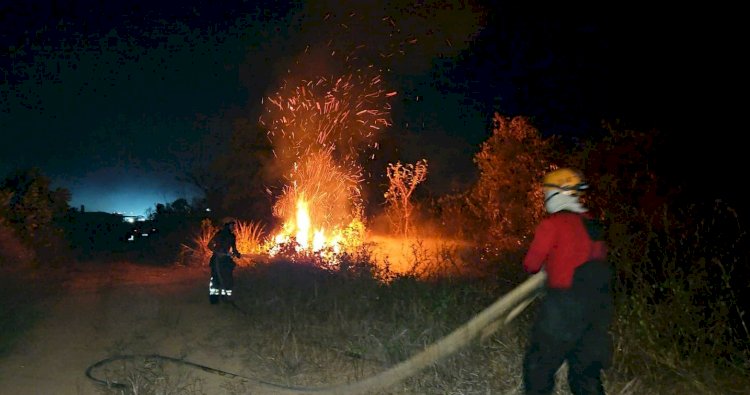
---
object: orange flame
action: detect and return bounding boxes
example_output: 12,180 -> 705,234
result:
268,196 -> 360,258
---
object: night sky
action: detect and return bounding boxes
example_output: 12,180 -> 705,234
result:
2,1 -> 743,216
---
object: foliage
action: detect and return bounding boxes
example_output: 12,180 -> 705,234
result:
421,115 -> 749,388
611,201 -> 750,374
544,123 -> 750,384
426,189 -> 475,245
384,159 -> 428,237
0,168 -> 70,237
0,190 -> 35,266
0,168 -> 72,267
568,123 -> 673,220
466,113 -> 555,250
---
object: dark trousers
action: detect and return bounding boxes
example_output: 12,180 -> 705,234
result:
208,254 -> 235,304
523,261 -> 613,395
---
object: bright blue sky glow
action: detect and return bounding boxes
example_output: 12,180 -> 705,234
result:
58,167 -> 202,216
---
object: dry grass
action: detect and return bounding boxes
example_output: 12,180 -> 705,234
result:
94,237 -> 750,395
604,201 -> 750,394
365,234 -> 476,278
94,356 -> 206,395
177,219 -> 267,267
234,220 -> 266,260
176,219 -> 217,266
204,257 -> 529,394
5,217 -> 741,394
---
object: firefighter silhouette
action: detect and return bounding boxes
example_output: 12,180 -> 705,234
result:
208,217 -> 241,304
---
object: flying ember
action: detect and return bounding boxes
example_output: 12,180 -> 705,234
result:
259,36 -> 396,259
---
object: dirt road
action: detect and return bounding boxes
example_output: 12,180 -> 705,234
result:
0,262 -> 260,395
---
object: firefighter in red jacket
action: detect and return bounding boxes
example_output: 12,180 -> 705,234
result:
522,168 -> 613,395
208,217 -> 242,304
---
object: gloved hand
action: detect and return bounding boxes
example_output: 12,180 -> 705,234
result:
234,251 -> 242,259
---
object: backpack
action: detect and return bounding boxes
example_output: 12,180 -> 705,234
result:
573,215 -> 612,296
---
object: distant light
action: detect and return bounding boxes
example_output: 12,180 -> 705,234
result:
124,217 -> 135,223
206,208 -> 211,212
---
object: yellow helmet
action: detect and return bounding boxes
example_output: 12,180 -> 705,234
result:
542,168 -> 588,201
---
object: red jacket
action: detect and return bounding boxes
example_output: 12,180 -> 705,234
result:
523,211 -> 607,289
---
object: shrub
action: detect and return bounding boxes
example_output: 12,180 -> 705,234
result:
0,168 -> 71,268
468,113 -> 555,249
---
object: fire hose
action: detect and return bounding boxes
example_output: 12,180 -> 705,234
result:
86,271 -> 546,394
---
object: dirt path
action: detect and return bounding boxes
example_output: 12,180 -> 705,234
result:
0,262 -> 260,395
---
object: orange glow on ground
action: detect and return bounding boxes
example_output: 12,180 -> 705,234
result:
365,234 -> 476,277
